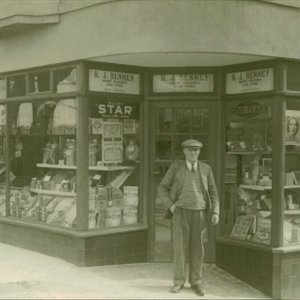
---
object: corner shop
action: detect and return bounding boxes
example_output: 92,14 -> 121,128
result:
1,1 -> 300,298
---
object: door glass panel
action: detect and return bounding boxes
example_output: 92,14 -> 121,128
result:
192,135 -> 209,161
192,108 -> 210,132
174,108 -> 192,132
158,108 -> 173,133
153,104 -> 213,262
156,136 -> 171,160
174,135 -> 190,159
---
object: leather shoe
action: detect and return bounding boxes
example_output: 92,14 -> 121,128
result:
170,284 -> 184,293
191,284 -> 205,296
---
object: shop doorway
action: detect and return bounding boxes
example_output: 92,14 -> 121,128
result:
149,101 -> 218,262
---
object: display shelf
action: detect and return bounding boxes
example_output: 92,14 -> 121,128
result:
30,189 -> 76,197
37,163 -> 135,171
284,185 -> 300,189
240,184 -> 272,191
227,151 -> 272,155
37,163 -> 76,170
284,210 -> 300,215
89,165 -> 135,171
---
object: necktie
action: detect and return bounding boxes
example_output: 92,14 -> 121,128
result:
192,164 -> 195,172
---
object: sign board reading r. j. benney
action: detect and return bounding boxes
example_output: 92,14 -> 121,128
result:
153,73 -> 214,93
89,69 -> 140,95
226,68 -> 274,94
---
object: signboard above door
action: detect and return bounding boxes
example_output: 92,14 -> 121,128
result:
226,68 -> 274,94
89,69 -> 140,95
153,73 -> 214,93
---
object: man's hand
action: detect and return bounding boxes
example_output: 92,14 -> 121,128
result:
211,213 -> 219,226
169,204 -> 176,213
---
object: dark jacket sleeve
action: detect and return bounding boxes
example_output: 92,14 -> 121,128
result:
157,163 -> 177,208
207,165 -> 220,216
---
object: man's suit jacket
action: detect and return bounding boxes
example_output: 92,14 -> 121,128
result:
158,160 -> 219,216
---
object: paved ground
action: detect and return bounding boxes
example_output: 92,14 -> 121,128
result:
0,242 -> 271,299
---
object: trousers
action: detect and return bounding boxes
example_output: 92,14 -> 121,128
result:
172,207 -> 207,286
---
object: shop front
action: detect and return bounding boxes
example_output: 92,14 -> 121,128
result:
216,60 -> 300,299
3,56 -> 300,298
0,62 -> 223,267
0,62 -> 148,266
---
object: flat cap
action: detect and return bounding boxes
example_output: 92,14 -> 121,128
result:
182,139 -> 203,148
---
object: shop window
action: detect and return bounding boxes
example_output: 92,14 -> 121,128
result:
7,99 -> 77,229
0,79 -> 7,99
0,105 -> 6,217
29,71 -> 50,93
53,67 -> 77,93
7,75 -> 26,98
88,99 -> 140,230
224,101 -> 272,245
284,102 -> 300,245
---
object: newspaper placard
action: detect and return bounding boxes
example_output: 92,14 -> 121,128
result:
102,121 -> 123,164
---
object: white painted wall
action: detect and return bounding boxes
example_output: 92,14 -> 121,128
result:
0,0 -> 299,72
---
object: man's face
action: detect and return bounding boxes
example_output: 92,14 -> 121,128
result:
183,147 -> 200,163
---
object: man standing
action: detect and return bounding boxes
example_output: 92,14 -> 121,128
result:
158,139 -> 219,297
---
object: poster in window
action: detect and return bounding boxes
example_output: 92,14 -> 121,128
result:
286,110 -> 300,145
102,121 -> 123,164
230,215 -> 254,240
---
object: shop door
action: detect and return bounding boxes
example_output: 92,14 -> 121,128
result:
150,101 -> 218,262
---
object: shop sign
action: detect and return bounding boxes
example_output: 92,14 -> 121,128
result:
153,73 -> 214,93
226,68 -> 274,94
231,101 -> 270,118
89,69 -> 140,95
90,101 -> 138,119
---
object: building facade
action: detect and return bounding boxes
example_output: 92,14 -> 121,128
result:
1,0 -> 300,298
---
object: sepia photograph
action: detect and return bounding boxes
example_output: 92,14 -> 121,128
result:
0,0 -> 300,299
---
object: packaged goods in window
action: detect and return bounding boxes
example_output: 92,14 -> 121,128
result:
253,216 -> 271,244
226,127 -> 246,151
89,139 -> 98,166
123,207 -> 137,225
103,207 -> 122,227
96,185 -> 123,208
64,139 -> 76,166
46,197 -> 76,227
123,186 -> 138,207
123,119 -> 136,135
230,215 -> 254,240
110,169 -> 134,189
90,118 -> 103,135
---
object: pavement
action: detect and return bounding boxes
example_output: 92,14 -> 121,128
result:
0,242 -> 271,299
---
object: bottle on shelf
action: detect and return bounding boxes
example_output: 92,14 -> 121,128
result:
64,139 -> 76,166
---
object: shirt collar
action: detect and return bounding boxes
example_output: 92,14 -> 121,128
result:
186,161 -> 198,171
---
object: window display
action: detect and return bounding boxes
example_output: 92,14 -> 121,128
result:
284,104 -> 300,245
0,105 -> 6,217
224,100 -> 272,245
88,99 -> 140,230
7,99 -> 77,229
